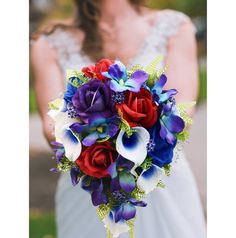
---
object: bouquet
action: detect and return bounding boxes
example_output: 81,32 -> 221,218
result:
48,57 -> 193,238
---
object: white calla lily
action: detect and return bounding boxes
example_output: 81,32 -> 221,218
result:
103,212 -> 130,238
48,99 -> 82,161
60,124 -> 82,161
116,126 -> 150,166
137,164 -> 164,194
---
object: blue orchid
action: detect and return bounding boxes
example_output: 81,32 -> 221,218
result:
102,60 -> 148,92
108,156 -> 135,193
151,74 -> 178,104
81,176 -> 108,206
108,157 -> 146,222
159,101 -> 185,145
70,116 -> 119,146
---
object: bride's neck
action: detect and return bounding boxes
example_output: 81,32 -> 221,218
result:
99,0 -> 139,25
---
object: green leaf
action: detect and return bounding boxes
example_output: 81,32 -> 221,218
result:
145,56 -> 164,87
176,130 -> 190,141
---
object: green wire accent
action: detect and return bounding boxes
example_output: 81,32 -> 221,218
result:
106,228 -> 113,238
157,180 -> 166,189
118,110 -> 136,137
127,219 -> 135,238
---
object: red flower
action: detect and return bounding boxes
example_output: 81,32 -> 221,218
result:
82,65 -> 96,78
82,59 -> 114,80
76,141 -> 117,178
116,88 -> 158,128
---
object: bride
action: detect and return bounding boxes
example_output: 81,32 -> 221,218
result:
31,0 -> 206,237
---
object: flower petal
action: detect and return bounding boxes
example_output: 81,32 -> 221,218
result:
137,164 -> 164,194
109,79 -> 128,92
82,132 -> 99,146
61,125 -> 82,161
152,74 -> 167,94
163,114 -> 185,133
116,127 -> 150,166
122,203 -> 136,221
119,171 -> 136,193
70,167 -> 81,186
103,212 -> 130,238
125,70 -> 148,92
108,162 -> 118,179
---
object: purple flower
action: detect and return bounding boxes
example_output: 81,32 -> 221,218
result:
102,60 -> 148,92
159,101 -> 185,145
72,80 -> 115,123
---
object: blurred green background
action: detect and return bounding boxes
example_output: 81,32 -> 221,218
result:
29,0 -> 206,237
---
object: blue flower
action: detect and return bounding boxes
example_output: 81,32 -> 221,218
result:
151,74 -> 177,104
148,122 -> 177,167
64,80 -> 78,102
70,116 -> 119,146
102,60 -> 148,92
159,101 -> 185,145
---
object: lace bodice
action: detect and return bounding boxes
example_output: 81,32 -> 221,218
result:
42,10 -> 191,77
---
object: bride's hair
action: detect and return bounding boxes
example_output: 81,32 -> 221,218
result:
74,0 -> 145,61
33,0 -> 145,61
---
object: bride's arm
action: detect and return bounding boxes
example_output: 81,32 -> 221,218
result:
165,20 -> 198,116
31,37 -> 64,144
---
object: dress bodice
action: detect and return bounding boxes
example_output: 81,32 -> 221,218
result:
42,10 -> 191,76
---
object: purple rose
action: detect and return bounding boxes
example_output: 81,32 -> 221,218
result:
72,80 -> 115,123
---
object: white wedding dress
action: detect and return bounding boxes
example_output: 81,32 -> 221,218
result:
43,10 -> 206,238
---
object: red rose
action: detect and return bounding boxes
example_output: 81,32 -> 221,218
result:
82,59 -> 114,80
94,59 -> 114,80
116,88 -> 158,128
82,65 -> 96,78
76,141 -> 117,178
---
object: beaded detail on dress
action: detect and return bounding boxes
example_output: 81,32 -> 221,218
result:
42,10 -> 190,75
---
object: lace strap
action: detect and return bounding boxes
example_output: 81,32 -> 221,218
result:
41,28 -> 81,68
147,10 -> 193,54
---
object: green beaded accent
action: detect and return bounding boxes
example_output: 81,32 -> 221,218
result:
127,64 -> 144,77
96,204 -> 111,220
157,180 -> 165,189
163,164 -> 171,176
131,187 -> 145,200
57,157 -> 74,172
48,98 -> 63,110
140,157 -> 153,170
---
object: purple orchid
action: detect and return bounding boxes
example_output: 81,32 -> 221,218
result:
108,156 -> 136,193
51,141 -> 65,164
102,60 -> 148,92
111,191 -> 147,223
151,74 -> 178,104
159,100 -> 185,145
70,116 -> 119,146
81,176 -> 108,206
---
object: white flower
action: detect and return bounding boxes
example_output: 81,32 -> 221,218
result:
103,212 -> 130,238
116,127 -> 150,167
137,164 -> 164,194
48,99 -> 81,161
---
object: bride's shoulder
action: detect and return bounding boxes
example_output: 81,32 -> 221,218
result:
31,18 -> 84,57
150,9 -> 196,39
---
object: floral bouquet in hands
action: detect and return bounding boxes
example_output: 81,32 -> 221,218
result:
48,57 -> 193,238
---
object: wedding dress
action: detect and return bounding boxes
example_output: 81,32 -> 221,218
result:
42,10 -> 206,238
